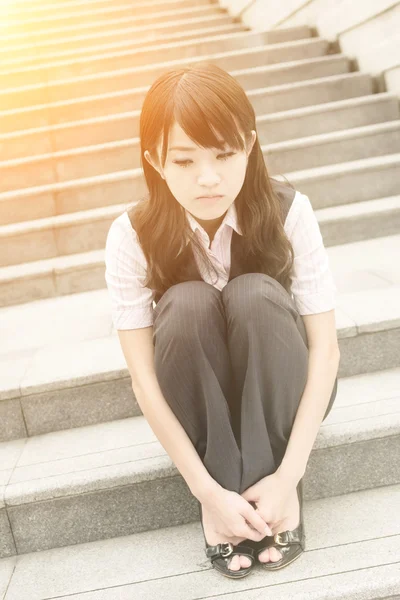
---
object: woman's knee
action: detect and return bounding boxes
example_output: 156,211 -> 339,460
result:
222,273 -> 291,314
167,280 -> 219,309
155,281 -> 222,333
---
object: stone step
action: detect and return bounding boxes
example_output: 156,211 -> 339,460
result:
5,0 -> 213,36
0,379 -> 399,555
282,152 -> 400,208
1,19 -> 246,68
0,51 -> 351,133
317,194 -> 400,245
266,120 -> 400,174
0,13 -> 240,64
0,56 -> 357,162
2,1 -> 222,44
0,33 -> 323,111
3,120 -> 400,194
11,0 -> 150,11
3,78 -> 397,163
1,146 -> 399,228
1,483 -> 400,596
256,91 -> 400,142
1,31 -> 324,90
1,233 -> 400,431
10,0 -> 176,19
1,270 -> 400,438
2,184 -> 400,269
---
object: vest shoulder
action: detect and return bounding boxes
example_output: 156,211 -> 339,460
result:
270,178 -> 298,223
270,178 -> 297,202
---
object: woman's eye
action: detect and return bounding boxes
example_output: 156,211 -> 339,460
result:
173,152 -> 236,168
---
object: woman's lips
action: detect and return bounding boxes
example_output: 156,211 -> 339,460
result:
197,195 -> 224,201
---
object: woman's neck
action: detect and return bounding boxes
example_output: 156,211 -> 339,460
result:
194,214 -> 226,243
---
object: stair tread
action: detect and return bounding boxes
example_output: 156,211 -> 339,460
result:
0,57 -> 357,102
7,0 -> 123,16
1,193 -> 400,237
6,0 -> 201,27
2,1 -> 219,43
0,229 -> 399,299
2,148 -> 399,202
0,227 -> 399,287
1,482 -> 399,599
0,30 -> 323,79
0,233 -> 400,400
1,15 -> 236,52
0,54 -> 356,121
1,367 -> 399,507
1,17 -> 240,60
7,0 -> 228,26
3,118 -> 400,168
0,195 -> 400,237
2,23 -> 246,69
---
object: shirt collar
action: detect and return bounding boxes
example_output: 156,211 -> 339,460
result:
185,201 -> 242,242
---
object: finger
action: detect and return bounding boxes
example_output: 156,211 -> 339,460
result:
271,520 -> 285,534
242,523 -> 271,542
227,535 -> 245,546
244,506 -> 273,536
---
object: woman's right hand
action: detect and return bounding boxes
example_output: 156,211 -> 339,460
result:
201,486 -> 273,542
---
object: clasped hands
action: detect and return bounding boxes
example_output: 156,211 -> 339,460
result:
241,470 -> 297,537
200,470 -> 298,546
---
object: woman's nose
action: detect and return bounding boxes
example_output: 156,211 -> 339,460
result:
198,170 -> 221,185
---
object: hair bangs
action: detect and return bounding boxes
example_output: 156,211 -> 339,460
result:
159,78 -> 246,168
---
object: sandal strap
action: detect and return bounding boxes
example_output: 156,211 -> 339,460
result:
231,543 -> 257,559
273,524 -> 302,546
206,542 -> 234,560
206,542 -> 256,561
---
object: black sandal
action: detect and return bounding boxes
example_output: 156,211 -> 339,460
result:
255,478 -> 306,570
198,501 -> 256,578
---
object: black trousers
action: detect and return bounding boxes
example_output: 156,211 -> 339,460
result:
152,273 -> 338,495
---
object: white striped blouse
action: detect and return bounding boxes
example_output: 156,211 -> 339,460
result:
104,190 -> 337,330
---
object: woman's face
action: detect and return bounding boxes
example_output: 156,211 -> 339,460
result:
144,121 -> 256,236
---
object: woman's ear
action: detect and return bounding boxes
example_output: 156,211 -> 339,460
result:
245,130 -> 257,164
144,150 -> 165,179
247,130 -> 257,157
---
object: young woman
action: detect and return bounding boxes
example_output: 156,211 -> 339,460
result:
105,62 -> 340,579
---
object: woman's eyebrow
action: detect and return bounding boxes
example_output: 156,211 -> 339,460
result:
168,146 -> 198,152
168,144 -> 227,152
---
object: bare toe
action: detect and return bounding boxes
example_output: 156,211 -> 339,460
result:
227,555 -> 241,570
227,554 -> 252,571
268,546 -> 283,562
258,548 -> 270,563
240,555 -> 252,568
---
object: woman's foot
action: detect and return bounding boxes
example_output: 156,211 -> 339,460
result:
258,487 -> 300,563
201,507 -> 252,571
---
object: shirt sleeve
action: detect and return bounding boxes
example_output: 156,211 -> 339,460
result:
287,192 -> 337,315
104,216 -> 154,330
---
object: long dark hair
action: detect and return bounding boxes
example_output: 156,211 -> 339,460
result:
126,62 -> 295,299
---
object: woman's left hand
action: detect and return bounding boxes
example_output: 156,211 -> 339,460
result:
241,471 -> 298,535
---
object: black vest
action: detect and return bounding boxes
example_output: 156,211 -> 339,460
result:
154,179 -> 296,305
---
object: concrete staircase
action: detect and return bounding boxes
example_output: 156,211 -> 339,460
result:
0,0 -> 399,597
